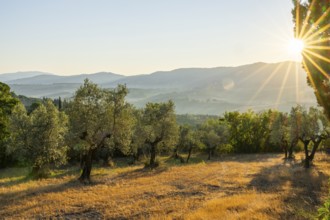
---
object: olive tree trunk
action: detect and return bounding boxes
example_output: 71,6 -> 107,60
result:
149,144 -> 157,167
186,146 -> 193,163
302,140 -> 311,168
79,148 -> 95,183
309,139 -> 322,161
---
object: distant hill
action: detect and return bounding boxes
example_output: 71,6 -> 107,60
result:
2,61 -> 318,115
5,72 -> 125,84
0,71 -> 54,82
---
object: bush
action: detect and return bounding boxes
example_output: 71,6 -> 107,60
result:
318,198 -> 330,220
318,179 -> 330,220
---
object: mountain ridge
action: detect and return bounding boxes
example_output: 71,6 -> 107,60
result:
2,61 -> 317,115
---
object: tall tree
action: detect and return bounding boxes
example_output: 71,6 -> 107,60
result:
140,101 -> 179,167
0,82 -> 18,167
9,101 -> 68,177
292,0 -> 330,119
67,79 -> 131,182
103,85 -> 135,165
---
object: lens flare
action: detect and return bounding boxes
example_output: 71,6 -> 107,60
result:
288,38 -> 305,57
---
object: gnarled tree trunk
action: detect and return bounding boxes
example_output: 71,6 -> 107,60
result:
79,148 -> 95,183
302,139 -> 311,168
146,136 -> 162,168
207,148 -> 212,160
186,146 -> 193,163
309,139 -> 322,161
79,132 -> 111,183
149,144 -> 157,167
288,138 -> 298,159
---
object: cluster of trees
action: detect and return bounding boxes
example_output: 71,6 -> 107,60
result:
270,106 -> 329,167
0,80 -> 329,182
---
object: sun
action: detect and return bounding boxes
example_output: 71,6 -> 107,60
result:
287,38 -> 305,61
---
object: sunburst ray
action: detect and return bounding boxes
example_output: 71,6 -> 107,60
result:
247,63 -> 284,106
302,59 -> 324,107
294,62 -> 300,103
305,37 -> 330,45
298,0 -> 317,39
305,45 -> 330,50
302,52 -> 330,79
301,7 -> 330,40
275,62 -> 292,109
303,23 -> 330,42
303,48 -> 330,63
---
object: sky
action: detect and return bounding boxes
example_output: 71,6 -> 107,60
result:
0,0 -> 298,76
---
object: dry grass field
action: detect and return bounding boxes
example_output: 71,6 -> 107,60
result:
0,153 -> 329,219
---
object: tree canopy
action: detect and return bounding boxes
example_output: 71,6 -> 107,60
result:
0,82 -> 18,167
9,101 -> 68,177
292,0 -> 330,119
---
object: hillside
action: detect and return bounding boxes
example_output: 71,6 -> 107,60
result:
0,154 -> 328,219
1,61 -> 317,114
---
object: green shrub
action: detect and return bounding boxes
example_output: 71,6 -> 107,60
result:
318,198 -> 330,220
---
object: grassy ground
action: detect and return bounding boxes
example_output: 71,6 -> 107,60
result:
0,153 -> 329,219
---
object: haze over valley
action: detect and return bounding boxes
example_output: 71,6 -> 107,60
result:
3,61 -> 317,115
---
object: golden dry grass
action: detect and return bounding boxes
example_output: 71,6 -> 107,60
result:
0,153 -> 329,219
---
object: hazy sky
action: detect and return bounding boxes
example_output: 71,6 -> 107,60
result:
0,0 -> 298,76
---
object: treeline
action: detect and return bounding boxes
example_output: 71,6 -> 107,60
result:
0,80 -> 329,182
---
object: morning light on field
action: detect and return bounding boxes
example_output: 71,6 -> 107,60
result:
0,0 -> 329,219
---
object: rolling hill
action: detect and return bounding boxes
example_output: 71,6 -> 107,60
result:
5,72 -> 124,85
1,61 -> 317,115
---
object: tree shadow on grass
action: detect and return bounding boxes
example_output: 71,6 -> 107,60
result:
104,166 -> 169,184
248,158 -> 328,219
212,153 -> 282,163
0,175 -> 32,187
0,175 -> 106,218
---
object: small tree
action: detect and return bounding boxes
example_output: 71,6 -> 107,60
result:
270,112 -> 289,158
200,119 -> 229,160
174,125 -> 202,163
290,105 -> 327,168
141,101 -> 179,167
129,109 -> 146,163
307,107 -> 329,161
183,128 -> 202,163
288,106 -> 302,159
9,101 -> 68,177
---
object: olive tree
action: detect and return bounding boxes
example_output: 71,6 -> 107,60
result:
0,82 -> 18,167
103,85 -> 135,166
307,107 -> 329,161
140,101 -> 179,167
290,105 -> 328,168
200,119 -> 229,160
176,125 -> 203,163
9,101 -> 68,177
67,79 -> 132,182
270,112 -> 290,158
